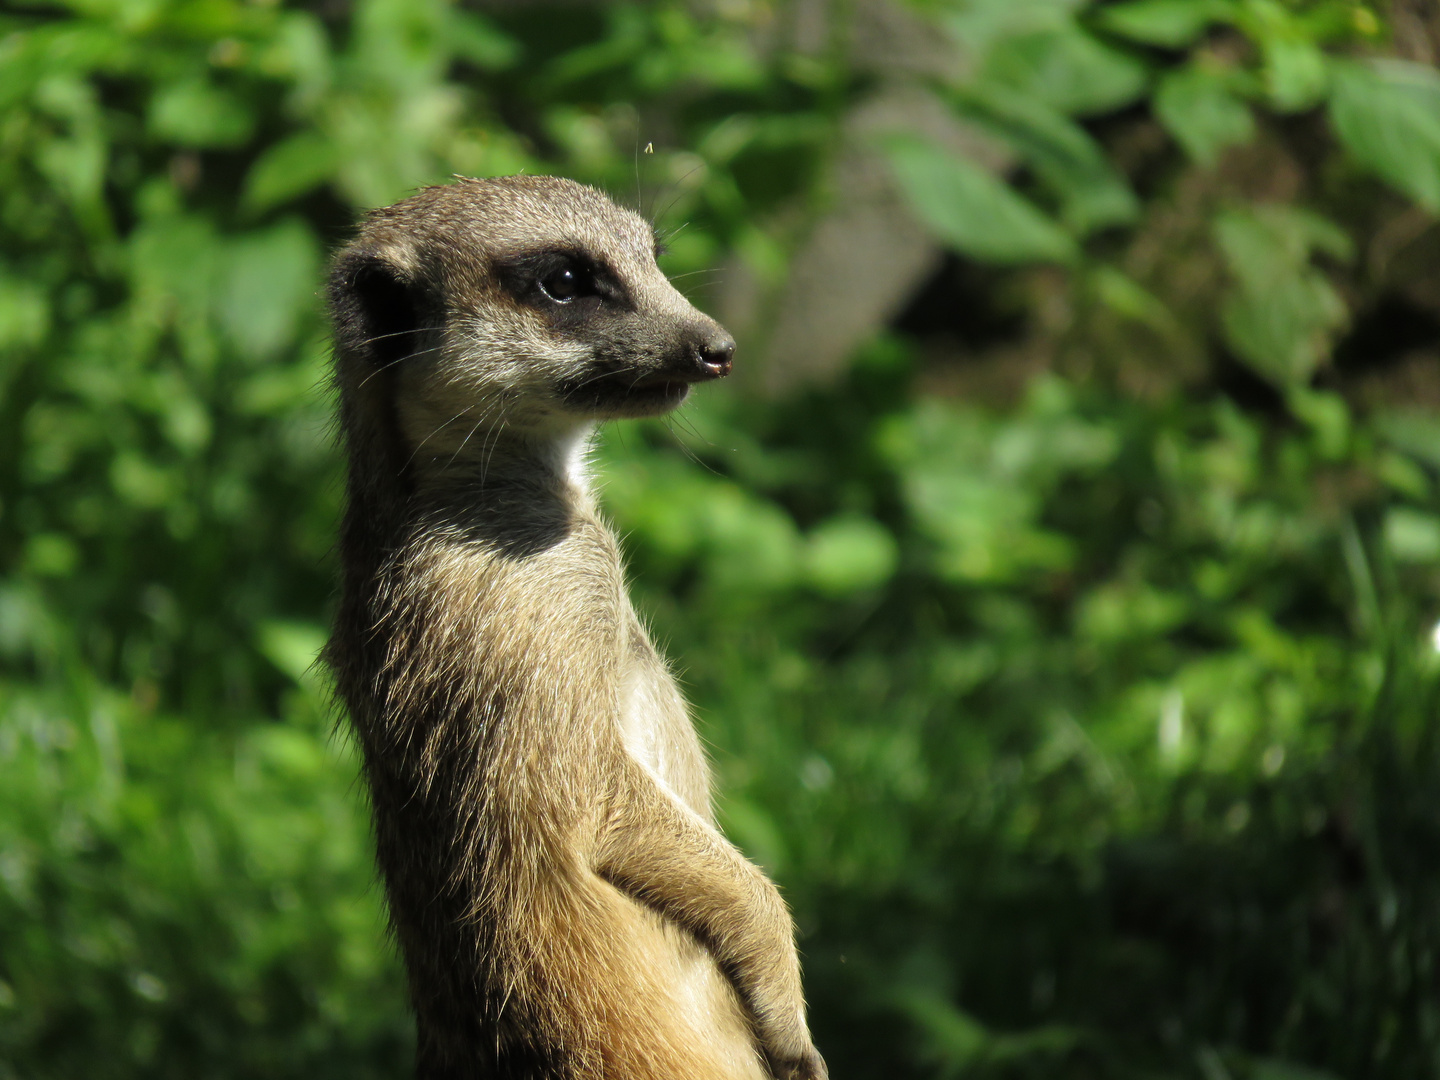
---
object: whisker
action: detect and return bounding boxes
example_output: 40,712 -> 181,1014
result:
671,407 -> 716,448
653,162 -> 706,226
662,415 -> 721,476
358,326 -> 448,347
479,416 -> 510,490
357,343 -> 444,389
443,414 -> 488,473
634,136 -> 645,220
400,406 -> 475,475
566,366 -> 628,396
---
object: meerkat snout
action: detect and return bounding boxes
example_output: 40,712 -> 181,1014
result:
696,326 -> 737,378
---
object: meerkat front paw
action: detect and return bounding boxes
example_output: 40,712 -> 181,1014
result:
769,1044 -> 828,1080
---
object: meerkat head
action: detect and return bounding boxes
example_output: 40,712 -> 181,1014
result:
329,176 -> 734,465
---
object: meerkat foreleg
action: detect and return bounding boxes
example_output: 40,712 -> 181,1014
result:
595,759 -> 828,1080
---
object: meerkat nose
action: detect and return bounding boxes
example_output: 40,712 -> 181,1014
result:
698,330 -> 736,378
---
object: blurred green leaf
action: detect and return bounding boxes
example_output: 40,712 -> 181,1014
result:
148,78 -> 255,148
242,132 -> 341,214
802,516 -> 898,595
257,621 -> 328,687
1077,581 -> 1190,642
961,85 -> 1139,232
1261,36 -> 1329,111
447,10 -> 520,70
1094,0 -> 1235,48
22,533 -> 80,578
884,136 -> 1078,265
943,0 -> 1079,57
2,3 -> 1439,1078
696,486 -> 802,593
981,24 -> 1150,116
1214,205 -> 1352,387
1249,1058 -> 1346,1080
1156,64 -> 1256,166
1383,508 -> 1440,563
0,276 -> 50,349
129,211 -> 222,322
897,989 -> 990,1068
1286,387 -> 1350,460
1375,409 -> 1440,470
1330,59 -> 1440,212
217,219 -> 320,361
885,394 -> 1112,584
1087,263 -> 1178,332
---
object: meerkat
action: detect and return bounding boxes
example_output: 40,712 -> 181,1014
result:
324,176 -> 827,1080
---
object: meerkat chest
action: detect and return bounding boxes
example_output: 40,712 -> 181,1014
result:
617,623 -> 713,820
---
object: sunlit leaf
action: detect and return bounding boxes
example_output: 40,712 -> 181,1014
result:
1286,387 -> 1350,460
129,212 -> 221,324
802,516 -> 898,595
1384,508 -> 1440,563
943,0 -> 1079,58
257,620 -> 329,686
1376,409 -> 1440,470
1077,581 -> 1189,642
2,1 -> 1437,1075
696,485 -> 802,592
1262,36 -> 1329,112
23,534 -> 80,578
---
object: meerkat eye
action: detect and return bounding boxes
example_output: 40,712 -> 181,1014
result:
538,262 -> 595,303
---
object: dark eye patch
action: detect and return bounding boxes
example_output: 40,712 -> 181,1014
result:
495,248 -> 631,314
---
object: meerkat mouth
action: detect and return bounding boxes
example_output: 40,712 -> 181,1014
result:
561,368 -> 700,416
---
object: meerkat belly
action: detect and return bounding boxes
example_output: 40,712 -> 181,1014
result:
617,647 -> 712,817
615,895 -> 769,1080
611,640 -> 769,1076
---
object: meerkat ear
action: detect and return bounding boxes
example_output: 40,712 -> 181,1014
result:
329,243 -> 425,369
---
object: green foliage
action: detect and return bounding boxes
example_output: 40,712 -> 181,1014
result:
1,1 -> 1438,1079
1213,205 -> 1353,387
886,135 -> 1081,265
0,622 -> 407,1077
1154,63 -> 1256,166
1329,58 -> 1440,213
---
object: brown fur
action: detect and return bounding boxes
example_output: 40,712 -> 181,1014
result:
324,176 -> 826,1080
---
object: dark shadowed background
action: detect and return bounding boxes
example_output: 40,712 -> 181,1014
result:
2,1 -> 1439,1077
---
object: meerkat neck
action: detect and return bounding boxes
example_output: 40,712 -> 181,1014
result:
401,421 -> 600,550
